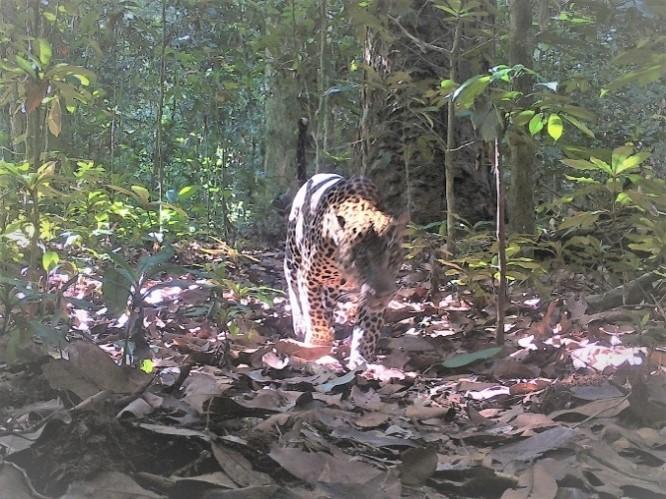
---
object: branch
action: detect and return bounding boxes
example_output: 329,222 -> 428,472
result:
388,15 -> 451,56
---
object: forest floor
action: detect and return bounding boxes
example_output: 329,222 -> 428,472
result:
1,242 -> 665,499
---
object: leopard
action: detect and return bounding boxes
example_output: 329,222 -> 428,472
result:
284,174 -> 408,369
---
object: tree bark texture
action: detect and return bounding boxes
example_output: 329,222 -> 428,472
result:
508,0 -> 537,235
263,49 -> 301,190
356,0 -> 495,224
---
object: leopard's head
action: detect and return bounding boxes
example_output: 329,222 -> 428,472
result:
335,212 -> 408,311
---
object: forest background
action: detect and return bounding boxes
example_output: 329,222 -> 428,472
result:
1,0 -> 665,277
1,0 -> 666,497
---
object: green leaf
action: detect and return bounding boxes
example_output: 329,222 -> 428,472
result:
37,38 -> 52,66
563,174 -> 599,185
562,114 -> 595,138
42,250 -> 60,271
102,265 -> 132,316
559,211 -> 601,231
432,4 -> 459,16
178,185 -> 197,200
615,192 -> 632,205
528,113 -> 545,135
614,152 -> 650,175
547,114 -> 563,141
439,79 -> 457,96
131,185 -> 150,204
452,75 -> 491,109
15,55 -> 36,78
611,146 -> 650,175
140,359 -> 155,373
512,109 -> 535,126
589,157 -> 613,176
137,246 -> 175,276
560,158 -> 598,171
442,346 -> 502,368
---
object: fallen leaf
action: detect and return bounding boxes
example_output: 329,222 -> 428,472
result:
400,447 -> 438,485
64,471 -> 162,499
212,443 -> 273,487
490,426 -> 576,466
43,342 -> 150,399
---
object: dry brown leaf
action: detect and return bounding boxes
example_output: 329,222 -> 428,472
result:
500,461 -> 558,499
274,339 -> 331,360
549,396 -> 629,421
0,462 -> 36,499
400,447 -> 437,485
183,371 -> 233,413
43,342 -> 150,399
509,379 -> 550,396
64,471 -> 162,499
489,426 -> 576,466
405,405 -> 449,420
354,411 -> 390,429
212,443 -> 273,487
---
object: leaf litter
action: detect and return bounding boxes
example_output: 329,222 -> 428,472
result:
0,245 -> 665,498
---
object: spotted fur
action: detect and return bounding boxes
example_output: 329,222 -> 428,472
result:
284,174 -> 407,368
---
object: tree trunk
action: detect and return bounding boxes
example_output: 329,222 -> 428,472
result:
508,0 -> 536,236
355,1 -> 495,224
263,52 -> 300,189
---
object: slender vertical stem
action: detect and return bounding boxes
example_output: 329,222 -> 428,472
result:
154,0 -> 167,238
494,138 -> 506,345
445,14 -> 462,255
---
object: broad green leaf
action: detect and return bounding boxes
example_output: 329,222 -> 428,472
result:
606,65 -> 665,92
560,159 -> 597,171
15,55 -> 36,78
131,185 -> 150,204
137,246 -> 175,276
442,346 -> 502,368
46,64 -> 96,86
512,109 -> 535,126
37,161 -> 57,180
528,113 -> 544,135
102,264 -> 132,316
612,146 -> 650,175
37,38 -> 52,66
562,114 -> 595,138
589,157 -> 613,175
432,4 -> 459,15
47,97 -> 62,137
452,75 -> 491,109
140,359 -> 155,373
615,192 -> 632,205
610,145 -> 634,170
547,114 -> 563,141
42,250 -> 59,271
72,73 -> 90,86
439,79 -> 457,95
563,174 -> 600,184
178,185 -> 197,200
559,211 -> 600,231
